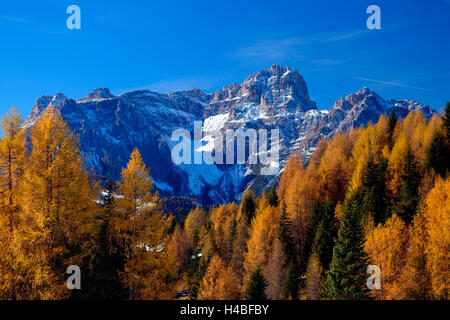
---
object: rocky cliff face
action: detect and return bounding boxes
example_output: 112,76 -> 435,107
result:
25,65 -> 436,204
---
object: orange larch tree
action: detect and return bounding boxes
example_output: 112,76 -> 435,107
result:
115,148 -> 176,299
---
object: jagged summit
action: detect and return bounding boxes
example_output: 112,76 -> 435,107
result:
207,64 -> 316,118
78,88 -> 115,102
328,87 -> 434,132
49,93 -> 68,107
24,66 -> 436,204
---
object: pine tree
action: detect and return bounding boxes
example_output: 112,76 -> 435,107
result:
392,148 -> 421,225
323,191 -> 370,300
244,266 -> 268,300
86,179 -> 125,299
267,185 -> 279,207
278,202 -> 294,261
306,200 -> 322,259
388,108 -> 397,146
443,101 -> 450,146
311,201 -> 337,271
281,259 -> 299,300
360,154 -> 388,224
240,189 -> 256,222
425,130 -> 448,178
187,255 -> 210,299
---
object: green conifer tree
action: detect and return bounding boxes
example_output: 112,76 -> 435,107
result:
388,108 -> 398,147
361,154 -> 388,224
240,190 -> 256,222
187,256 -> 210,299
425,130 -> 449,178
278,202 -> 294,262
443,101 -> 450,145
83,179 -> 125,299
323,191 -> 370,300
392,148 -> 421,225
244,266 -> 268,300
281,259 -> 299,300
306,200 -> 322,258
311,201 -> 337,271
267,185 -> 279,207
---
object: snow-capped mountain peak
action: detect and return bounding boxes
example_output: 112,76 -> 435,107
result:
25,66 -> 436,204
78,88 -> 115,102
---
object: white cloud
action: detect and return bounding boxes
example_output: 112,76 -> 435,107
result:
352,76 -> 432,91
0,16 -> 32,24
233,29 -> 371,62
233,38 -> 305,61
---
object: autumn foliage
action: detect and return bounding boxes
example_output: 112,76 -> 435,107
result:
0,105 -> 449,300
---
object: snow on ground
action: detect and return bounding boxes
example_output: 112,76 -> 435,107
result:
240,102 -> 269,121
203,112 -> 229,132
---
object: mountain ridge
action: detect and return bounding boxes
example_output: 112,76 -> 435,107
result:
24,65 -> 436,204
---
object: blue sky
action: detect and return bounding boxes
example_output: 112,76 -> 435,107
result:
1,0 -> 449,117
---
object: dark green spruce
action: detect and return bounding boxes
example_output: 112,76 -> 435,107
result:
244,266 -> 268,300
392,147 -> 421,225
323,191 -> 370,300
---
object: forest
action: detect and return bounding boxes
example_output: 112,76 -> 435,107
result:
0,104 -> 449,300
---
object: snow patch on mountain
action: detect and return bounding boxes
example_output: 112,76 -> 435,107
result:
24,65 -> 436,204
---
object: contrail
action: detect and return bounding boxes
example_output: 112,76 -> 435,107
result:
352,76 -> 432,91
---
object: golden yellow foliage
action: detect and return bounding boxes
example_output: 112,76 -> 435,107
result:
365,214 -> 408,299
198,255 -> 240,299
167,224 -> 191,275
0,108 -> 26,299
349,115 -> 389,193
115,148 -> 175,299
209,202 -> 239,263
15,107 -> 98,299
282,157 -> 316,268
317,132 -> 354,202
209,202 -> 238,229
387,131 -> 410,196
422,177 -> 450,299
399,212 -> 432,299
184,206 -> 207,242
245,205 -> 280,277
278,152 -> 304,198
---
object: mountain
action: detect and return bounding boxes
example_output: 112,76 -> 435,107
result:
24,65 -> 436,204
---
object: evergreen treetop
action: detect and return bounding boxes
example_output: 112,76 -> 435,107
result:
323,191 -> 370,300
244,266 -> 268,300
